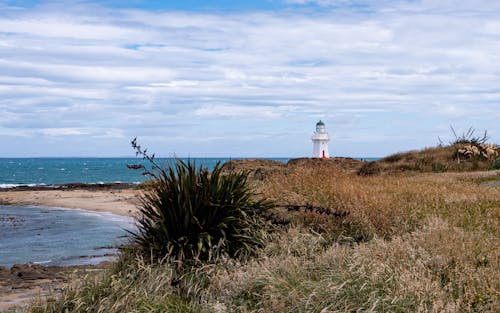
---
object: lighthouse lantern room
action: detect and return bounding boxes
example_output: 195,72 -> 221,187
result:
311,120 -> 330,158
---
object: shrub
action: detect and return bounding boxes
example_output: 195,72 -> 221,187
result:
381,153 -> 403,163
456,143 -> 499,161
491,158 -> 500,170
449,126 -> 489,145
432,162 -> 448,172
128,140 -> 273,266
299,210 -> 374,244
357,162 -> 381,176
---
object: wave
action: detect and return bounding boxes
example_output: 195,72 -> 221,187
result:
32,259 -> 53,265
0,183 -> 48,189
0,181 -> 140,189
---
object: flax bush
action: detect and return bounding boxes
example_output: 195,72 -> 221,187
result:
128,140 -> 273,265
131,160 -> 272,264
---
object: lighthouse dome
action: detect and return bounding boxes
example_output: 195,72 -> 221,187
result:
315,120 -> 326,133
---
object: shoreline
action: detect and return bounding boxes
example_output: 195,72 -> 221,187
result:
0,182 -> 137,191
0,185 -> 140,310
0,184 -> 140,217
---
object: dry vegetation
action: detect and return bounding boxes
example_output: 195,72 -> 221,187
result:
359,142 -> 499,175
29,153 -> 500,313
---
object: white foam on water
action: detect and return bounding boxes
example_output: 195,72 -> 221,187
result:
34,205 -> 136,226
0,183 -> 47,189
0,183 -> 19,188
33,259 -> 53,265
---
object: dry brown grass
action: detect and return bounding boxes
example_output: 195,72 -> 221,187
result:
195,166 -> 498,311
258,166 -> 499,240
30,163 -> 500,313
203,217 -> 499,312
359,144 -> 498,175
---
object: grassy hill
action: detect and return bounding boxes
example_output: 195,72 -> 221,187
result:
359,143 -> 499,175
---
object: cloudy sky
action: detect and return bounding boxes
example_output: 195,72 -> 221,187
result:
1,0 -> 499,157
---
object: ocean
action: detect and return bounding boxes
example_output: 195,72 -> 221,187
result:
0,158 -> 290,188
0,205 -> 135,267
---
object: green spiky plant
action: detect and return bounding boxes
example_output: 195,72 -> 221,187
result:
449,126 -> 489,145
128,138 -> 273,266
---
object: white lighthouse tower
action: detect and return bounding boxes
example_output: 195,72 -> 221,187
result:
311,120 -> 330,158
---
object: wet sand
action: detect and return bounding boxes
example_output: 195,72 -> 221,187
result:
0,188 -> 140,217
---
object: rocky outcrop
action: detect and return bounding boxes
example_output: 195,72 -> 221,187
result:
0,264 -> 65,284
0,263 -> 110,310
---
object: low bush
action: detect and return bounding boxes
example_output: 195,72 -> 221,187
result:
128,140 -> 273,266
491,158 -> 500,170
456,143 -> 499,161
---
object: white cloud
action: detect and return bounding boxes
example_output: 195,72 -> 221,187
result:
194,104 -> 297,118
39,127 -> 125,138
0,1 -> 499,156
0,18 -> 145,41
40,128 -> 90,136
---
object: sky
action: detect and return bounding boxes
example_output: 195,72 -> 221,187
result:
0,0 -> 499,158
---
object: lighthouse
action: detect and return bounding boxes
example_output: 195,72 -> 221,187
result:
311,120 -> 330,158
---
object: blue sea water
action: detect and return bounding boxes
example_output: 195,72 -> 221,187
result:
0,158 -> 291,187
0,205 -> 135,268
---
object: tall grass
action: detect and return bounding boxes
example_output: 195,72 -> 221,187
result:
30,255 -> 200,313
204,217 -> 498,312
30,163 -> 499,312
200,167 -> 499,312
261,166 -> 499,240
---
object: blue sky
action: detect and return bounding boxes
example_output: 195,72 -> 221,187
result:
0,0 -> 499,157
3,0 -> 371,11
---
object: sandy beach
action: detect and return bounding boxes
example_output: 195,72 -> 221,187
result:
0,186 -> 140,311
0,188 -> 140,217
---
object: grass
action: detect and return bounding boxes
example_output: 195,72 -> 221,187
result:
204,217 -> 498,312
30,255 -> 201,313
208,166 -> 498,312
28,148 -> 500,312
261,165 -> 499,239
359,144 -> 499,175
